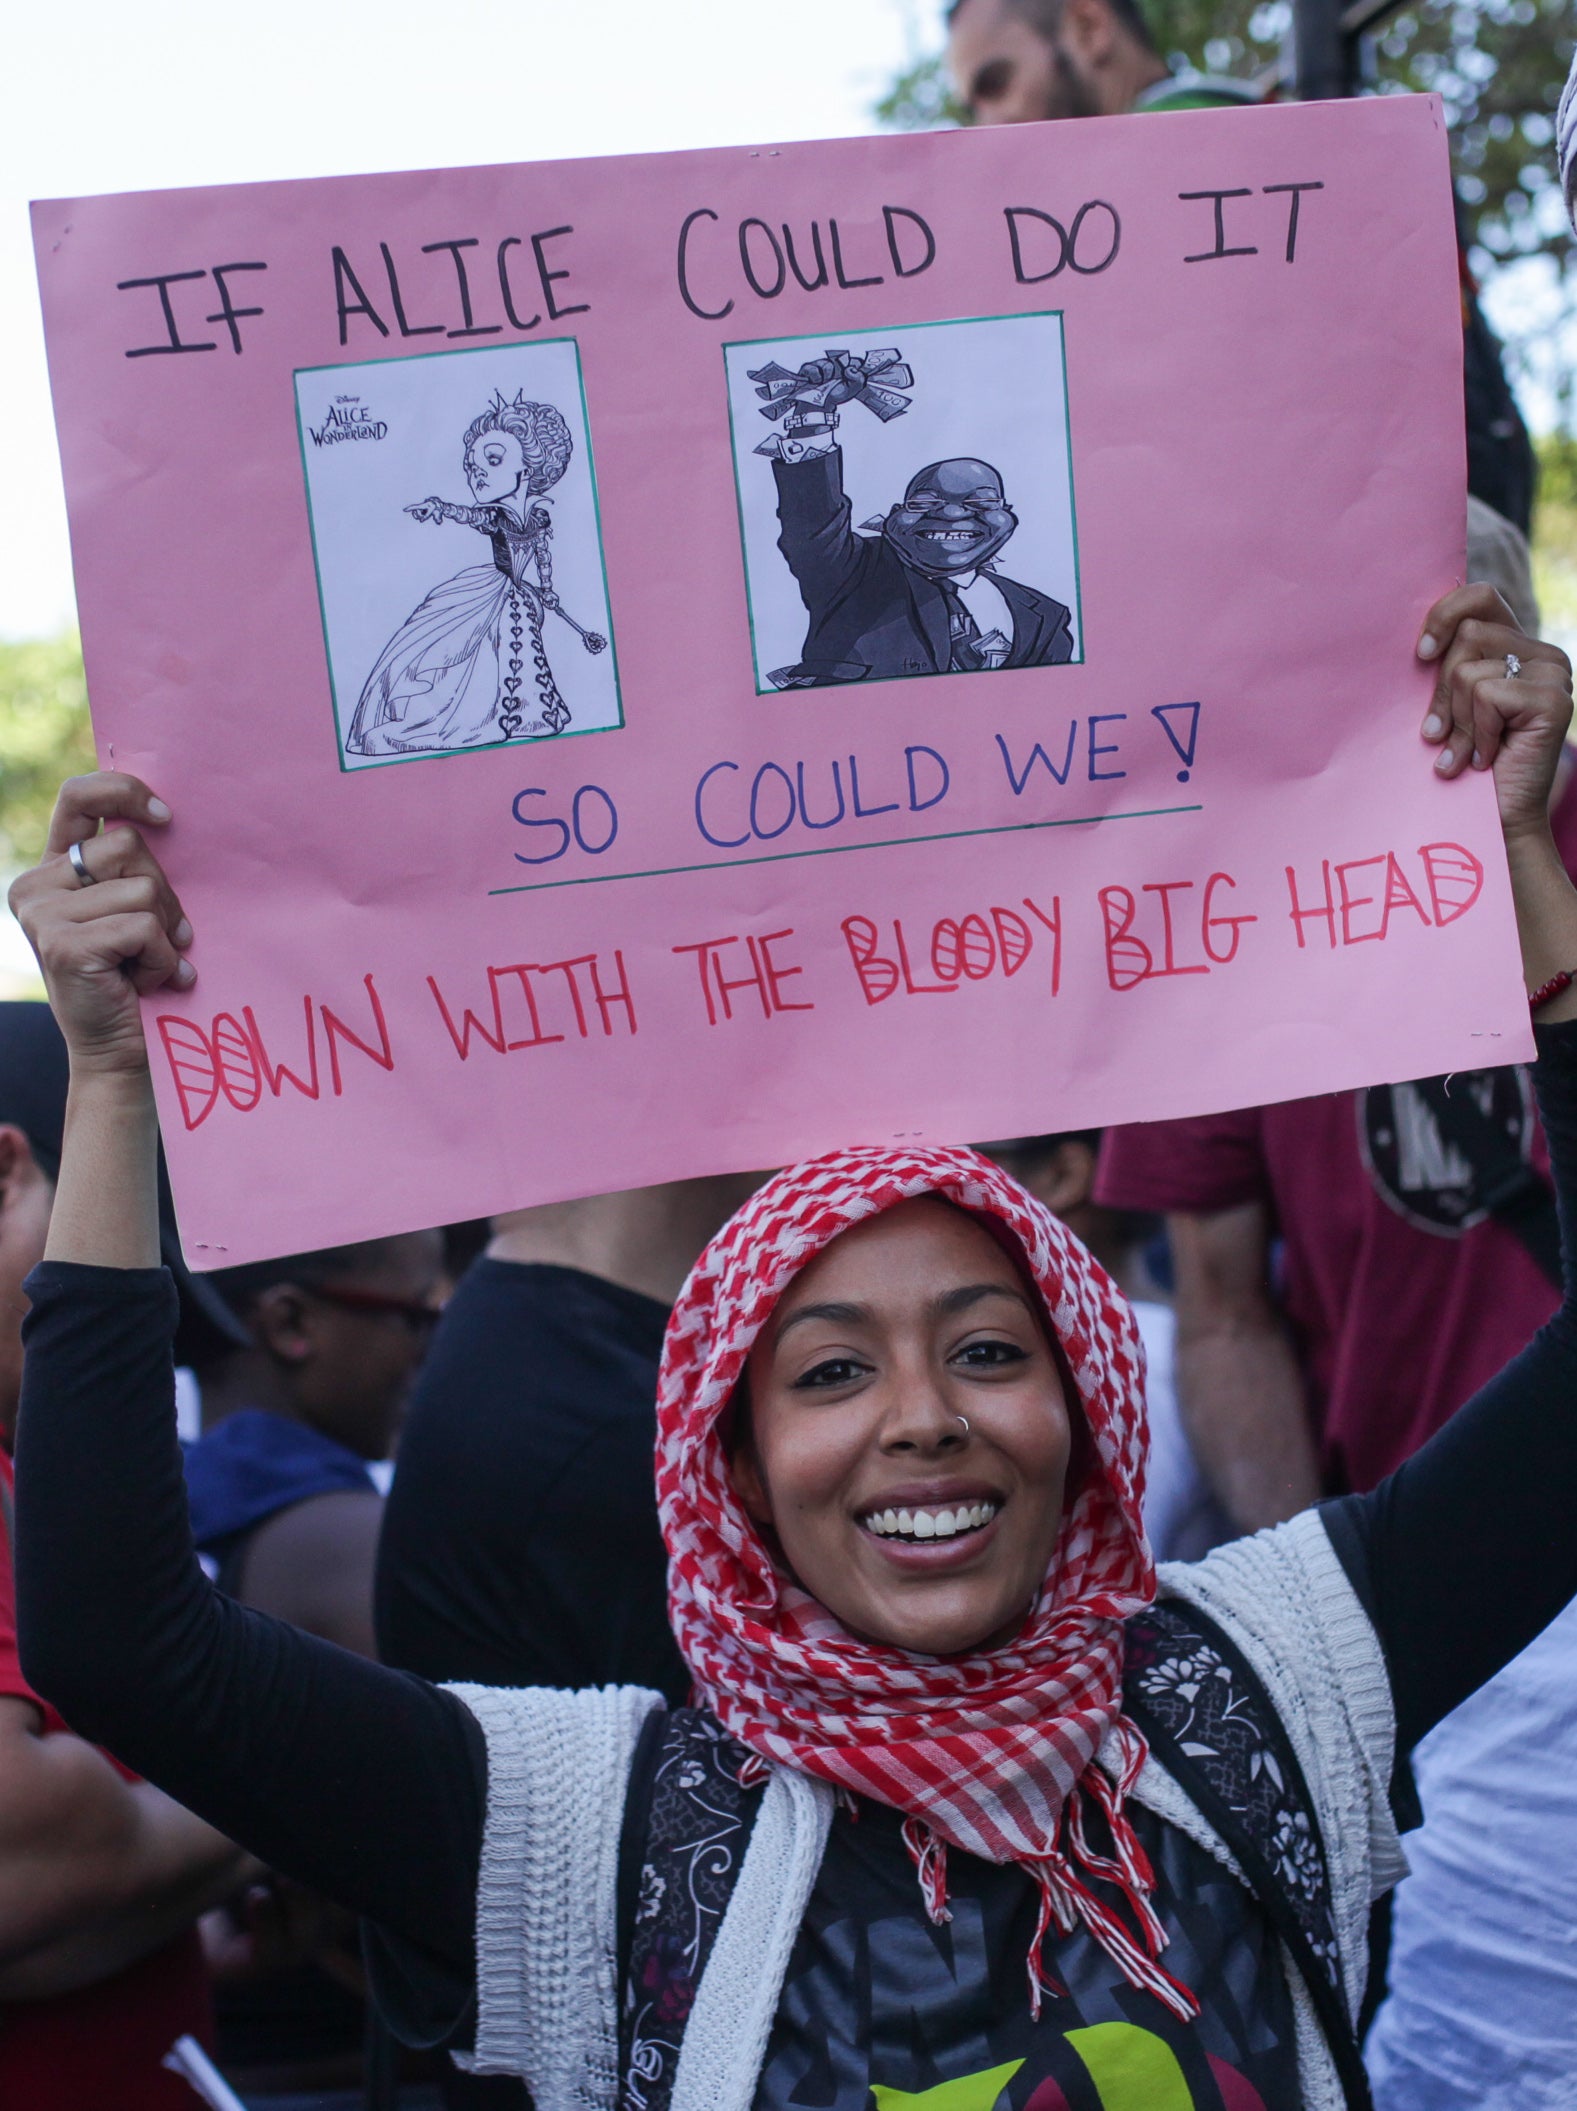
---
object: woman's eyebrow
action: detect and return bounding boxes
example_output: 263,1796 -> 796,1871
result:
930,1282 -> 1034,1319
773,1299 -> 871,1344
771,1281 -> 1032,1346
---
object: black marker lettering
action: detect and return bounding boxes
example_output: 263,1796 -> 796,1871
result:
118,270 -> 217,358
1179,188 -> 1258,263
883,205 -> 936,279
829,218 -> 883,290
676,207 -> 732,319
739,218 -> 786,299
532,225 -> 589,320
332,249 -> 389,344
1262,180 -> 1324,262
381,242 -> 443,337
1067,200 -> 1121,274
424,238 -> 502,337
204,262 -> 267,354
782,220 -> 828,292
496,238 -> 541,331
1003,207 -> 1068,284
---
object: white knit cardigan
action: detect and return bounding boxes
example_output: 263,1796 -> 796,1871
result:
447,1508 -> 1406,2111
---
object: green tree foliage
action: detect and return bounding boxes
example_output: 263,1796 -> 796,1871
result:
875,50 -> 971,126
1367,0 -> 1575,279
874,0 -> 1577,405
0,633 -> 95,866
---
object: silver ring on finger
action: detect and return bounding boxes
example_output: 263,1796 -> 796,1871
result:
1506,652 -> 1523,680
67,840 -> 99,888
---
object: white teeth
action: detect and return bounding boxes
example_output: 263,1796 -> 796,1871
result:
863,1501 -> 999,1541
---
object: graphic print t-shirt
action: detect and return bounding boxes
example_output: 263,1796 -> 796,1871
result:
753,1797 -> 1299,2111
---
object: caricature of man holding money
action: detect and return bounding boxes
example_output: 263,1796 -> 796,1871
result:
753,347 -> 1074,688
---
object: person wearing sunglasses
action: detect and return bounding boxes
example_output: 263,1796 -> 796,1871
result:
177,1234 -> 444,2102
181,1236 -> 445,1660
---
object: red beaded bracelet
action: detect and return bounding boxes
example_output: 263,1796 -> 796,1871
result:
1530,969 -> 1577,1013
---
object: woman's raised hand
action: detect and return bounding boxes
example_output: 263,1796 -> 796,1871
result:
1420,586 -> 1577,1018
1418,584 -> 1573,842
8,773 -> 193,1079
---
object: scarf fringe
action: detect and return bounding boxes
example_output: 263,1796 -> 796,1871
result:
901,1816 -> 953,1925
902,1768 -> 1201,2026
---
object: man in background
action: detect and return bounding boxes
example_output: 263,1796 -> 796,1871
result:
948,0 -> 1254,125
377,1177 -> 754,1698
187,1232 -> 443,1656
944,0 -> 1536,535
0,1002 -> 250,2110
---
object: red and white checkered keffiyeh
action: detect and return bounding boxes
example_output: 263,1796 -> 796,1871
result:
655,1142 -> 1199,2019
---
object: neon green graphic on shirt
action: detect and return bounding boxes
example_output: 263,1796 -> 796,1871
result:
870,2059 -> 1025,2110
1067,2023 -> 1195,2109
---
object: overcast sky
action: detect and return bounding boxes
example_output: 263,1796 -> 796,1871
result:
1,0 -> 926,638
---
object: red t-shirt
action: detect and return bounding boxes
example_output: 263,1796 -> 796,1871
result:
1095,784 -> 1577,1495
0,1452 -> 214,2111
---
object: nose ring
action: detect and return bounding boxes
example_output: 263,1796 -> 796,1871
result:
955,1414 -> 970,1435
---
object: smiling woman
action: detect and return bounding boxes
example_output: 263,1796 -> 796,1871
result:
9,579 -> 1577,2111
734,1199 -> 1075,1656
653,1152 -> 1199,2027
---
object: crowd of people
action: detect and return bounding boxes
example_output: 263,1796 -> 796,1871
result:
4,5 -> 1577,2109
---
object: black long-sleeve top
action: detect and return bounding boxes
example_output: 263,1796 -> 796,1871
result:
375,1258 -> 687,1703
15,1021 -> 1577,2005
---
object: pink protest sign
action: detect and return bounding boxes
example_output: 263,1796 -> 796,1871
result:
34,95 -> 1525,1268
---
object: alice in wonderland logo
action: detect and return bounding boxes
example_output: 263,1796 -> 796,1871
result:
308,394 -> 387,448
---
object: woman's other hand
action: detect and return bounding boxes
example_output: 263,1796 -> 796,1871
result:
1419,587 -> 1577,1020
7,774 -> 192,1080
1418,584 -> 1573,844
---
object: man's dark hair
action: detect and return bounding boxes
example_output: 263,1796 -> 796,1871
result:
0,1003 -> 69,1181
946,0 -> 1159,56
981,1129 -> 1103,1168
208,1239 -> 406,1319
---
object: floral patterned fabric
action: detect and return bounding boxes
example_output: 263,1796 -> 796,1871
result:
1124,1600 -> 1344,1999
619,1710 -> 765,2111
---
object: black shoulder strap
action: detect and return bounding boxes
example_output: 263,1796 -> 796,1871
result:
1124,1600 -> 1374,2111
1412,1069 -> 1563,1287
615,1708 -> 764,2111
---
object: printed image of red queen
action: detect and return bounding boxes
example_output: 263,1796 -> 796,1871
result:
347,391 -> 607,756
295,339 -> 623,772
